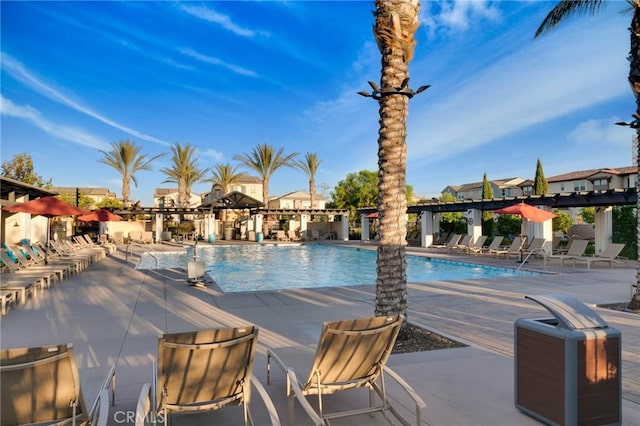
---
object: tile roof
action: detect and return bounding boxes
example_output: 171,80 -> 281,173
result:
547,166 -> 637,182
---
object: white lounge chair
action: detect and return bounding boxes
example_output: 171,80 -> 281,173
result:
572,243 -> 626,270
546,239 -> 589,266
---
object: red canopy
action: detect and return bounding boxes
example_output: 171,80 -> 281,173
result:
77,209 -> 123,222
366,212 -> 379,219
494,202 -> 556,223
1,196 -> 89,217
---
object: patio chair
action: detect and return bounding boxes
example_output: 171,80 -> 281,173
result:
546,239 -> 589,266
490,236 -> 525,258
276,230 -> 289,241
520,237 -> 547,259
136,326 -> 280,426
287,230 -> 300,241
267,315 -> 426,426
429,233 -> 461,250
112,232 -> 124,245
1,343 -> 115,426
450,234 -> 474,253
572,243 -> 626,270
458,235 -> 487,254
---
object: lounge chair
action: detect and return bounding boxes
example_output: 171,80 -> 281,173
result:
141,231 -> 154,244
128,231 -> 143,243
0,289 -> 16,315
1,248 -> 67,282
112,232 -> 124,245
546,239 -> 589,266
520,237 -> 547,259
429,233 -> 461,250
450,234 -> 474,253
459,235 -> 487,254
572,243 -> 626,270
473,235 -> 503,255
136,326 -> 280,426
287,230 -> 299,241
311,230 -> 321,240
1,343 -> 115,426
267,315 -> 426,426
276,230 -> 289,241
490,236 -> 525,259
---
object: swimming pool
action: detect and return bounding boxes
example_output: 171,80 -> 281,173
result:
136,244 -> 538,292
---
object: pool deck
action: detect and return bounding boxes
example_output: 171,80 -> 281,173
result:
1,240 -> 639,425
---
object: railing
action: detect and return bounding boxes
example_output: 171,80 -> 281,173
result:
125,242 -> 158,268
517,248 -> 548,271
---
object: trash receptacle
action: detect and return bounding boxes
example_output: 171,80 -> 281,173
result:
515,294 -> 621,426
224,227 -> 233,241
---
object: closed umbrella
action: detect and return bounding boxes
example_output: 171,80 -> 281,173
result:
2,196 -> 90,264
494,202 -> 556,223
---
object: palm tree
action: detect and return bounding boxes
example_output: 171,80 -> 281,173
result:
233,144 -> 298,233
160,142 -> 209,207
371,0 -> 421,318
293,152 -> 322,208
207,163 -> 245,226
536,0 -> 640,310
98,139 -> 163,206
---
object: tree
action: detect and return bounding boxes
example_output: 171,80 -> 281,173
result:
293,152 -> 322,209
207,163 -> 245,225
98,140 -> 163,205
536,0 -> 640,310
439,192 -> 466,233
160,142 -> 209,207
57,192 -> 95,210
233,144 -> 298,233
552,210 -> 573,234
533,158 -> 548,195
369,0 -> 421,319
331,170 -> 379,220
481,173 -> 494,236
1,153 -> 52,187
96,198 -> 123,209
580,207 -> 596,224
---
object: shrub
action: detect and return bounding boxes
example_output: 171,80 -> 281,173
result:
613,206 -> 637,260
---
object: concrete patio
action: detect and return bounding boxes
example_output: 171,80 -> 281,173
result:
1,241 -> 638,425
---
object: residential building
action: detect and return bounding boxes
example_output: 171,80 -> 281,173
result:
50,186 -> 117,207
442,177 -> 529,200
202,175 -> 264,206
153,188 -> 202,208
547,166 -> 637,193
267,191 -> 326,209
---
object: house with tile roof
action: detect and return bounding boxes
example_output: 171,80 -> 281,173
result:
50,186 -> 118,207
547,166 -> 637,193
443,178 -> 533,200
268,190 -> 326,209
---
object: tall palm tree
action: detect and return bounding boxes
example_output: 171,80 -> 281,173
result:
536,0 -> 640,310
98,139 -> 163,206
207,163 -> 245,225
371,0 -> 421,318
160,142 -> 209,207
233,144 -> 298,233
294,152 -> 322,208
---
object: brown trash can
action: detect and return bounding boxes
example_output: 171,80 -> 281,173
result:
514,294 -> 621,426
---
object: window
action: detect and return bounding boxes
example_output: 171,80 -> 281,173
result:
560,184 -> 565,191
522,186 -> 532,195
592,179 -> 608,191
573,180 -> 586,191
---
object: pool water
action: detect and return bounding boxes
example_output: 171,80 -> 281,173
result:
136,244 -> 538,292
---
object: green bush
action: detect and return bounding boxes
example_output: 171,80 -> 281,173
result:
613,206 -> 637,260
496,215 -> 521,239
552,210 -> 572,234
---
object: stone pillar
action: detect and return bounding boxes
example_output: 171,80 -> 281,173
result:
520,206 -> 555,253
595,206 -> 613,255
466,209 -> 482,242
155,214 -> 163,243
421,211 -> 434,247
255,214 -> 264,238
361,215 -> 370,242
205,213 -> 216,242
341,214 -> 349,241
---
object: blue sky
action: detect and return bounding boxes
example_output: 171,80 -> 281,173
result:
0,1 -> 635,206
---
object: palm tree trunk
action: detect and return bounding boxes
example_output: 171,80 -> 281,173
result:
629,7 -> 640,310
309,177 -> 316,209
373,0 -> 419,318
122,175 -> 130,205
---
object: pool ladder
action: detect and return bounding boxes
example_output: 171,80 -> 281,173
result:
517,248 -> 548,271
125,242 -> 158,268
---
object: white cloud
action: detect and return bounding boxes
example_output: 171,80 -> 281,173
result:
567,117 -> 631,146
180,48 -> 259,77
1,53 -> 171,146
422,0 -> 501,35
0,95 -> 110,150
200,148 -> 225,163
179,4 -> 266,38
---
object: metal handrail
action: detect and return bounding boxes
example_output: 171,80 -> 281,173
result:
517,247 -> 548,271
125,242 -> 158,268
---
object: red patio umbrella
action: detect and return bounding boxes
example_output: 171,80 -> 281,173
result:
494,202 -> 556,223
366,212 -> 379,219
2,196 -> 90,263
77,209 -> 123,222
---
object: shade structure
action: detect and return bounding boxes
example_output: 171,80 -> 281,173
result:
2,196 -> 90,264
77,209 -> 123,222
494,202 -> 556,223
